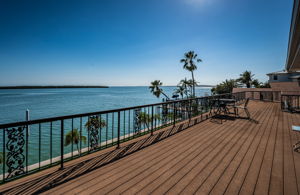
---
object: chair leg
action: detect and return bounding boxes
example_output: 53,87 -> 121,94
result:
234,107 -> 238,117
245,108 -> 250,119
294,142 -> 300,152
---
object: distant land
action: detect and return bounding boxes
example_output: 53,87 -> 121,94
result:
197,85 -> 215,87
0,85 -> 109,89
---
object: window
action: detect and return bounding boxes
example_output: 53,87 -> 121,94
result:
273,75 -> 278,80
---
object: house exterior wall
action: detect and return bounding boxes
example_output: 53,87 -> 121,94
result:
232,88 -> 278,101
270,81 -> 300,91
268,72 -> 300,82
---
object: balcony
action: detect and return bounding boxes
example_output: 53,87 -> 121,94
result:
0,99 -> 299,194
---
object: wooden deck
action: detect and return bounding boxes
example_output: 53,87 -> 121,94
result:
1,101 -> 300,195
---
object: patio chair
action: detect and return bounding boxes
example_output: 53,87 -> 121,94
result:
209,98 -> 219,116
292,126 -> 300,152
234,98 -> 250,119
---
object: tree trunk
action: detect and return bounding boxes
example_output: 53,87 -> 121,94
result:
191,71 -> 195,97
161,91 -> 170,100
246,82 -> 251,88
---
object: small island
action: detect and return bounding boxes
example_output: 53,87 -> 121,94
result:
0,85 -> 109,89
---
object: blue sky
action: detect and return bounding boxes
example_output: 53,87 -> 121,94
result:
0,0 -> 293,86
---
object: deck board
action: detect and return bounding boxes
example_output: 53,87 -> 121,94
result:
0,101 -> 300,195
222,102 -> 275,195
201,103 -> 273,195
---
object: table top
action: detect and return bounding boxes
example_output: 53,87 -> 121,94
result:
219,98 -> 236,102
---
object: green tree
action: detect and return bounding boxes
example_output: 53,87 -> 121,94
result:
178,78 -> 191,98
211,79 -> 238,94
260,82 -> 271,88
0,152 -> 5,164
251,79 -> 261,88
237,70 -> 255,88
149,80 -> 170,100
180,51 -> 202,97
138,112 -> 161,129
64,129 -> 87,152
174,85 -> 185,99
85,116 -> 106,129
187,79 -> 198,96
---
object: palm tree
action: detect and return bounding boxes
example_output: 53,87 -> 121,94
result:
222,79 -> 238,92
211,79 -> 238,94
64,128 -> 87,153
237,70 -> 254,88
174,85 -> 185,99
252,79 -> 261,88
149,80 -> 170,100
85,116 -> 106,129
180,51 -> 202,97
187,79 -> 198,96
138,112 -> 161,130
0,152 -> 4,164
179,78 -> 191,98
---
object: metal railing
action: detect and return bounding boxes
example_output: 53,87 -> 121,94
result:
0,93 -> 239,183
243,91 -> 281,102
281,94 -> 300,112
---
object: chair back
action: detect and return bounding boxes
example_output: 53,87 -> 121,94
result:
244,98 -> 250,107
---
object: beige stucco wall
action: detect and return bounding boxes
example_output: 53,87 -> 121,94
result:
270,82 -> 300,92
232,81 -> 300,101
232,88 -> 280,101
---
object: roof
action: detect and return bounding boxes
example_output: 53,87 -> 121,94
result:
286,0 -> 300,71
267,70 -> 300,75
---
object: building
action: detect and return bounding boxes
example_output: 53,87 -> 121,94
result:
234,0 -> 300,95
267,0 -> 300,92
267,70 -> 300,91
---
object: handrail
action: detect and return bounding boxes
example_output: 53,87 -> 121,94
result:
0,94 -> 230,129
0,90 -> 280,183
0,92 -> 236,183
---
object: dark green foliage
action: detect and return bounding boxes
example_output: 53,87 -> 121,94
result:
212,70 -> 271,94
237,70 -> 255,88
180,51 -> 202,97
85,116 -> 106,129
64,129 -> 87,152
211,79 -> 238,94
138,112 -> 161,129
149,80 -> 170,99
0,152 -> 4,164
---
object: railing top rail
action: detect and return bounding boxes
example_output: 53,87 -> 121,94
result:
281,94 -> 300,96
0,93 -> 231,129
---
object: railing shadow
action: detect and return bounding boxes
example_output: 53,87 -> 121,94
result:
0,115 -> 205,194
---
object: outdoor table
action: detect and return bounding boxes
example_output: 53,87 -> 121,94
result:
214,98 -> 236,115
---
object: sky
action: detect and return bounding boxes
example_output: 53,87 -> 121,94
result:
0,0 -> 294,86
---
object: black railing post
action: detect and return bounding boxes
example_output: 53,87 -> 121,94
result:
26,124 -> 29,173
151,106 -> 154,135
173,102 -> 176,127
60,119 -> 64,169
281,94 -> 283,110
117,111 -> 120,149
2,128 -> 5,182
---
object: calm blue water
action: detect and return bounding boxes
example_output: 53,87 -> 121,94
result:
0,87 -> 211,124
0,87 -> 211,173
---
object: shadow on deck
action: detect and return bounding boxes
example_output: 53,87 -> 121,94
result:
1,101 -> 300,195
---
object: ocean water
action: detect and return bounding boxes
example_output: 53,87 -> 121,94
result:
0,86 -> 211,124
0,87 -> 211,173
